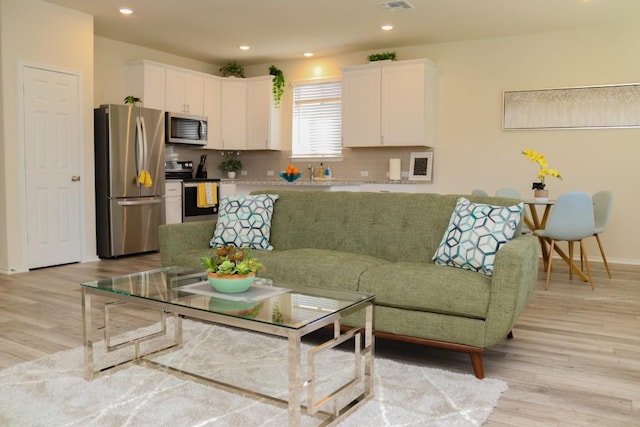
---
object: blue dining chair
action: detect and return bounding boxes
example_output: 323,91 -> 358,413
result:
533,192 -> 595,290
470,189 -> 489,196
495,187 -> 521,199
585,191 -> 614,278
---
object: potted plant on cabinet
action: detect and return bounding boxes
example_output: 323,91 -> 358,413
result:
367,51 -> 397,62
219,151 -> 242,178
219,61 -> 245,78
269,65 -> 285,108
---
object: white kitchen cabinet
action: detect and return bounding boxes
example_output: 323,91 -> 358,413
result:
165,68 -> 205,115
220,79 -> 247,150
128,60 -> 166,111
246,76 -> 280,150
165,181 -> 182,224
342,59 -> 436,147
203,76 -> 222,149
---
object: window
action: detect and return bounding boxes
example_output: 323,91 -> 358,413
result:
292,80 -> 342,158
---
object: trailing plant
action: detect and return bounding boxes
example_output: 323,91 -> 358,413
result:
367,51 -> 397,62
219,61 -> 245,78
269,65 -> 285,108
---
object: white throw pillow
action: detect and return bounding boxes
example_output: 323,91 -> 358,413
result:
210,194 -> 279,250
433,197 -> 523,276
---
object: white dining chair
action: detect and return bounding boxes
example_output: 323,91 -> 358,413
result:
533,192 -> 595,290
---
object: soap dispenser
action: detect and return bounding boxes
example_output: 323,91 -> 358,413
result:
324,164 -> 332,179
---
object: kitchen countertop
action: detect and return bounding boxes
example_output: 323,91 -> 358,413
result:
220,179 -> 422,186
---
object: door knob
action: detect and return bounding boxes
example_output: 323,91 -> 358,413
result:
71,175 -> 81,182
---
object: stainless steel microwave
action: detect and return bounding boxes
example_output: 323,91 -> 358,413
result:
165,112 -> 208,145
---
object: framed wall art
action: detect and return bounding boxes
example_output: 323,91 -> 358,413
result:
408,151 -> 433,181
503,83 -> 640,130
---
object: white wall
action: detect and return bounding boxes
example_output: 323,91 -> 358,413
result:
0,0 -> 94,273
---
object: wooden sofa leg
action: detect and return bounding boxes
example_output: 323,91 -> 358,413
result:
469,351 -> 485,379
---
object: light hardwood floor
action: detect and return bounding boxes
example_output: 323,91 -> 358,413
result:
0,254 -> 638,426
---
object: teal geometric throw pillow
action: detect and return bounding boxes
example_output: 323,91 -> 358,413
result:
210,194 -> 279,250
433,197 -> 523,276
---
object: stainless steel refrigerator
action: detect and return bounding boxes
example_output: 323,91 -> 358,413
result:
94,104 -> 165,258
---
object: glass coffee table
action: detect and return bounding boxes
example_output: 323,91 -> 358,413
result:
81,267 -> 374,426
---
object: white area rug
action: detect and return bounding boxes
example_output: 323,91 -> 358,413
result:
0,319 -> 507,426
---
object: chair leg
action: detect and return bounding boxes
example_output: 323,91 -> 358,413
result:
595,234 -> 612,279
545,240 -> 555,290
579,239 -> 595,290
568,241 -> 574,281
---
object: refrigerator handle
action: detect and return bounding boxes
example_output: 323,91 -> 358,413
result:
140,116 -> 148,171
135,116 -> 143,179
117,198 -> 162,206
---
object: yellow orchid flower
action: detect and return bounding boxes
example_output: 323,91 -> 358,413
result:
522,149 -> 562,189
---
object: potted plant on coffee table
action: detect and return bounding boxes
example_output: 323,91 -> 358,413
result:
201,245 -> 263,293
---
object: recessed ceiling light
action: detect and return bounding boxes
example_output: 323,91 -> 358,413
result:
239,45 -> 250,51
119,8 -> 133,15
381,25 -> 394,31
303,52 -> 314,57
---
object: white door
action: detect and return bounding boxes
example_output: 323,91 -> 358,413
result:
23,66 -> 82,268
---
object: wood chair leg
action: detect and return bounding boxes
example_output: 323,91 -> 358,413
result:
568,241 -> 574,281
595,234 -> 612,279
545,240 -> 555,290
579,240 -> 595,290
469,351 -> 485,379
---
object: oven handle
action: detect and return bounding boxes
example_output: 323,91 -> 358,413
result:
182,182 -> 218,188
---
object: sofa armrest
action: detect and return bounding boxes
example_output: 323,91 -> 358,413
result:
483,234 -> 540,346
159,220 -> 216,267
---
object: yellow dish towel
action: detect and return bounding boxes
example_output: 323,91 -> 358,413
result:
138,170 -> 153,187
197,183 -> 218,207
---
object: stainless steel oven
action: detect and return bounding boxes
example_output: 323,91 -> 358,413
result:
182,179 -> 220,222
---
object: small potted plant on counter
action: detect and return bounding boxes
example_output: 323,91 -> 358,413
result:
219,151 -> 242,178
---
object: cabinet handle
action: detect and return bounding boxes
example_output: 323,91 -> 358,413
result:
71,175 -> 81,182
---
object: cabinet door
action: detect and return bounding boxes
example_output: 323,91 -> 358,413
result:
128,62 -> 165,111
184,73 -> 204,116
203,76 -> 222,149
342,67 -> 381,147
381,62 -> 425,146
220,79 -> 247,149
246,78 -> 272,150
165,68 -> 187,113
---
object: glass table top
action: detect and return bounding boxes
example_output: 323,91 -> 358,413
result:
81,267 -> 374,330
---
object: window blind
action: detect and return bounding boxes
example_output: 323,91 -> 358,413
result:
292,81 -> 342,157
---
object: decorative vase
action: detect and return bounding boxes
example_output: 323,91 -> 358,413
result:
227,171 -> 236,179
207,272 -> 256,293
534,189 -> 549,202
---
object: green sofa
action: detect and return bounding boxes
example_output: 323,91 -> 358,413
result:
159,190 -> 539,378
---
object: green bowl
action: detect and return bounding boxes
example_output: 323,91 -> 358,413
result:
207,273 -> 256,293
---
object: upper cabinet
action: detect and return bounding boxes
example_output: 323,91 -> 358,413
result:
165,68 -> 205,116
342,59 -> 436,147
128,60 -> 280,151
128,61 -> 166,111
220,76 -> 280,150
246,76 -> 280,150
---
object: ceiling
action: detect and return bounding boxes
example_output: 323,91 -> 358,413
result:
43,0 -> 639,66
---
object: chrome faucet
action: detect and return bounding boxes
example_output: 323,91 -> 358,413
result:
308,164 -> 314,181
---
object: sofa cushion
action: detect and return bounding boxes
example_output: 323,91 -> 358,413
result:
210,194 -> 279,250
255,248 -> 388,292
358,262 -> 492,319
433,197 -> 523,276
